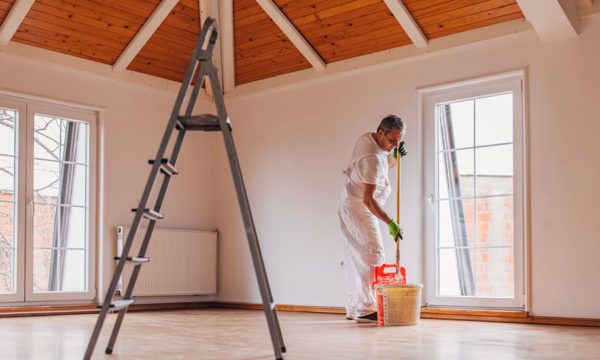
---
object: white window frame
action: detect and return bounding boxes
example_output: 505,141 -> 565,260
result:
0,94 -> 97,303
420,70 -> 527,309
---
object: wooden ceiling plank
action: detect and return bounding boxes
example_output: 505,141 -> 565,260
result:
299,8 -> 397,42
235,33 -> 287,52
516,0 -> 579,41
256,0 -> 326,70
425,10 -> 523,38
411,0 -> 491,19
13,26 -> 115,63
0,0 -> 34,46
293,2 -> 390,30
236,59 -> 310,84
20,16 -> 128,51
382,0 -> 428,47
423,3 -> 522,36
235,51 -> 307,75
322,37 -> 412,62
236,41 -> 303,67
15,23 -> 120,61
418,0 -> 517,26
309,14 -> 404,47
113,0 -> 179,72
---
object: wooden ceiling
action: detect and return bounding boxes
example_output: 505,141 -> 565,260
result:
0,0 -> 525,86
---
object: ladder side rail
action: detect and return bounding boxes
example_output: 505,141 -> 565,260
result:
183,28 -> 219,117
105,129 -> 187,354
206,63 -> 285,360
84,19 -> 217,360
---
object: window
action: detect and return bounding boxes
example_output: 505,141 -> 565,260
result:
0,95 -> 96,303
421,72 -> 525,309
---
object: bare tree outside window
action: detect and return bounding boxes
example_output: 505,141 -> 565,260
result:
0,109 -> 16,293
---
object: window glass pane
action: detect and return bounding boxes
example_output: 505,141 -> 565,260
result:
59,164 -> 87,206
477,196 -> 513,247
438,100 -> 474,150
0,155 -> 15,201
34,116 -> 62,161
63,206 -> 86,249
34,159 -> 60,203
439,248 -> 460,296
475,93 -> 513,146
34,203 -> 57,248
438,199 -> 474,248
0,246 -> 14,293
438,149 -> 474,199
476,144 -> 513,196
0,202 -> 14,247
475,247 -> 514,298
33,249 -> 86,292
439,247 -> 476,297
0,108 -> 16,155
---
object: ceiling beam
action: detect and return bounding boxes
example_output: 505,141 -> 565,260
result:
0,0 -> 35,47
218,0 -> 235,92
383,0 -> 428,48
113,0 -> 179,72
256,0 -> 326,71
200,0 -> 222,95
516,0 -> 579,42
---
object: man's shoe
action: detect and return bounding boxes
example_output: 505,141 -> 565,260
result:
354,312 -> 377,323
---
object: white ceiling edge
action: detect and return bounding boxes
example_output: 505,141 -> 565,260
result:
0,41 -> 214,104
1,6 -> 599,101
223,19 -> 533,100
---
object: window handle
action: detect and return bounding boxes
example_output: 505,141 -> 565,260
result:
427,194 -> 435,211
28,199 -> 34,216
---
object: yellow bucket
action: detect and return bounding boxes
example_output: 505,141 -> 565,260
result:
375,284 -> 423,326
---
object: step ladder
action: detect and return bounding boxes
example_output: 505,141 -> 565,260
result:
84,17 -> 286,360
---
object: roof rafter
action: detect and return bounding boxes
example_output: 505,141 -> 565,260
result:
0,0 -> 35,47
516,0 -> 579,42
217,0 -> 235,92
256,0 -> 326,71
383,0 -> 428,48
113,0 -> 179,72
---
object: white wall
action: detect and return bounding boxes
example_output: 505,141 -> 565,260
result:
1,16 -> 598,318
0,54 -> 217,299
214,17 -> 600,318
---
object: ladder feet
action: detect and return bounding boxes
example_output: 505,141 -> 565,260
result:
281,346 -> 286,353
105,348 -> 113,354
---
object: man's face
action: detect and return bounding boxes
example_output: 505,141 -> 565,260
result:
378,128 -> 403,152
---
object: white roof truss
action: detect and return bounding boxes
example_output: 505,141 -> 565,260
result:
0,0 -> 35,47
256,0 -> 326,71
516,0 -> 580,42
113,0 -> 179,72
383,0 -> 428,48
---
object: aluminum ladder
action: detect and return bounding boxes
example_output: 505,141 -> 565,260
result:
83,17 -> 286,360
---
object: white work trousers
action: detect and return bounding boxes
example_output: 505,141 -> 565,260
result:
339,198 -> 385,318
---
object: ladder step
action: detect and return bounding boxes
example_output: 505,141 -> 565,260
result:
131,208 -> 164,221
148,158 -> 179,176
177,114 -> 221,131
106,299 -> 135,310
114,256 -> 150,264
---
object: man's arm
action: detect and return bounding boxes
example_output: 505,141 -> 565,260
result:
387,154 -> 396,168
362,183 -> 393,224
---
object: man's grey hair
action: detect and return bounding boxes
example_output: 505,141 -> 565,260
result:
377,115 -> 406,135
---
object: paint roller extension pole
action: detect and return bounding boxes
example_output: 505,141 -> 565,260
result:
396,147 -> 401,276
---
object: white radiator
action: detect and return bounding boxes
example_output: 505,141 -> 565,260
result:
117,226 -> 217,296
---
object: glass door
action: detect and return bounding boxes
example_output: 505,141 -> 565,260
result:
0,95 -> 96,303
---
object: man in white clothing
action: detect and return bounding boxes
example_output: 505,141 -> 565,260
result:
339,115 -> 407,323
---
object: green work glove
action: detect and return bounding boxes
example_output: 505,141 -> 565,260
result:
387,220 -> 403,241
392,141 -> 408,160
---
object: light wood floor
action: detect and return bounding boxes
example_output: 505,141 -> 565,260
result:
1,309 -> 599,359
